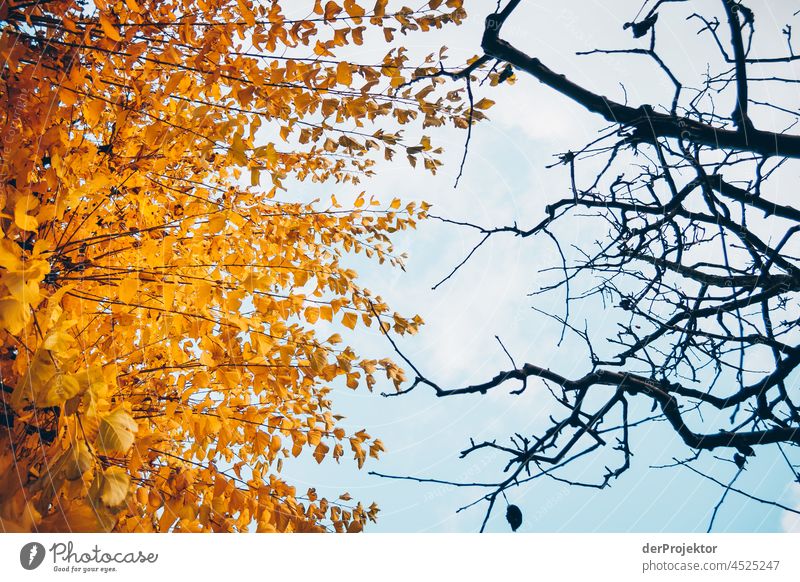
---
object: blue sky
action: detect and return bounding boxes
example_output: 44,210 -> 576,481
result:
259,1 -> 800,532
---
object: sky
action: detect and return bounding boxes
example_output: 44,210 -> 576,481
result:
258,0 -> 800,533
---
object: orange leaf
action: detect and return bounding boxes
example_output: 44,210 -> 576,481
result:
99,13 -> 123,42
342,312 -> 358,329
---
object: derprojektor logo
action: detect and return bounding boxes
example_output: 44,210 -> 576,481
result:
19,542 -> 46,570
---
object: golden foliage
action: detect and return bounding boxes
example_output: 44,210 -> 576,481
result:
0,0 -> 470,532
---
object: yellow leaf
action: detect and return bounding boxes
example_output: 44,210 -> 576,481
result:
269,434 -> 282,454
14,195 -> 38,231
117,276 -> 139,304
254,142 -> 278,166
75,366 -> 108,401
253,430 -> 270,455
40,373 -> 82,407
64,441 -> 93,481
344,0 -> 366,18
474,97 -> 495,110
98,467 -> 130,507
237,0 -> 257,26
0,297 -> 28,334
305,306 -> 320,323
83,99 -> 106,127
41,330 -> 75,352
162,283 -> 176,310
99,13 -> 123,42
96,407 -> 138,454
230,135 -> 249,165
124,0 -> 142,13
1,270 -> 42,304
342,312 -> 358,329
336,61 -> 353,87
309,348 -> 327,374
324,1 -> 342,20
374,0 -> 388,17
0,239 -> 22,270
313,442 -> 329,464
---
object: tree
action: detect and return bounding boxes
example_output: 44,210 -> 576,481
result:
378,0 -> 800,531
0,0 -> 474,533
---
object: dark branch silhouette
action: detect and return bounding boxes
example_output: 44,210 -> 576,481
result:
384,0 -> 800,531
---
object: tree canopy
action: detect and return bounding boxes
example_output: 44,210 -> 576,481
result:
0,0 -> 473,533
